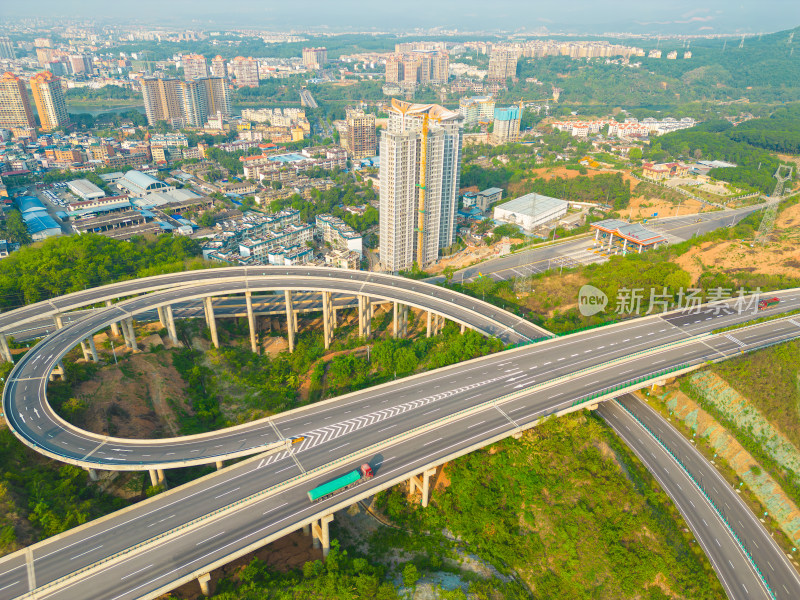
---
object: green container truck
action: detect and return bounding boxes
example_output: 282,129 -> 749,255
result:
307,464 -> 374,502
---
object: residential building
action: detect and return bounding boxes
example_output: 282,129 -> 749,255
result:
182,54 -> 209,79
302,47 -> 328,69
458,96 -> 495,125
210,55 -> 228,79
379,99 -> 463,272
475,187 -> 502,212
345,109 -> 376,159
140,77 -> 184,127
385,50 -> 449,85
492,193 -> 568,232
642,162 -> 689,181
30,72 -> 70,131
385,55 -> 402,83
0,37 -> 15,60
141,77 -> 230,127
316,213 -> 363,256
68,54 -> 93,75
181,77 -> 231,126
491,105 -> 522,144
488,48 -> 518,81
0,72 -> 35,129
229,57 -> 259,88
238,223 -> 314,261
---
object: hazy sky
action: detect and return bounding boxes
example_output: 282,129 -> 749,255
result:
4,1 -> 800,34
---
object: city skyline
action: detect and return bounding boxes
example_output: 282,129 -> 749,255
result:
2,1 -> 798,34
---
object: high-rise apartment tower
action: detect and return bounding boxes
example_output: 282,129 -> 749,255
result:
30,71 -> 70,131
0,72 -> 35,129
345,109 -> 376,159
379,99 -> 463,272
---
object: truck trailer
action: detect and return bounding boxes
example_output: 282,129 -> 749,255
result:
307,463 -> 374,502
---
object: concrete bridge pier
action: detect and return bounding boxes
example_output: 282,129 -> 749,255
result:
86,468 -> 99,481
460,323 -> 466,334
197,572 -> 213,596
123,318 -> 138,351
285,290 -> 295,353
409,468 -> 437,508
245,291 -> 258,354
393,302 -> 408,338
149,469 -> 167,489
204,297 -> 219,349
357,295 -> 373,339
105,300 -> 121,337
311,514 -> 334,558
49,360 -> 67,382
0,333 -> 13,364
79,340 -> 92,362
157,306 -> 166,327
215,461 -> 225,471
322,291 -> 334,349
163,305 -> 178,345
87,336 -> 99,361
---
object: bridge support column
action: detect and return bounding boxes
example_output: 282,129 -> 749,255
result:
215,461 -> 224,471
285,290 -> 295,353
88,336 -> 99,362
79,340 -> 92,362
86,468 -> 99,481
105,300 -> 120,337
311,514 -> 334,558
302,524 -> 310,536
204,297 -> 219,349
157,306 -> 166,327
125,318 -> 138,351
426,311 -> 433,338
245,291 -> 258,354
393,302 -> 407,338
460,323 -> 466,334
409,468 -> 437,508
53,314 -> 64,330
322,291 -> 334,350
197,573 -> 212,596
164,305 -> 178,345
358,295 -> 366,338
0,333 -> 13,364
587,403 -> 599,411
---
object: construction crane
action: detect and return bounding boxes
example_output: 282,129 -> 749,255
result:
416,113 -> 429,267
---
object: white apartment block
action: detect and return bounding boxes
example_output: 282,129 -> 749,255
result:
238,223 -> 313,261
379,99 -> 463,272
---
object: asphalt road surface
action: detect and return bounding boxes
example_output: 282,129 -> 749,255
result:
600,395 -> 800,600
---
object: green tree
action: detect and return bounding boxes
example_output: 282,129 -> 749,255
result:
3,210 -> 32,245
402,563 -> 420,589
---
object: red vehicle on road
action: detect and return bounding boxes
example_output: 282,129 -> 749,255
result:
758,297 -> 780,311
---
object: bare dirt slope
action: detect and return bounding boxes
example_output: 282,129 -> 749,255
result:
675,200 -> 800,282
70,349 -> 192,439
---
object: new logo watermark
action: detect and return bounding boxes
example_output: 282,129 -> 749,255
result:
578,285 -> 608,316
576,286 -> 764,317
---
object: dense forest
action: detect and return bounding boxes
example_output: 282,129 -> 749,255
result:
0,235 -> 205,309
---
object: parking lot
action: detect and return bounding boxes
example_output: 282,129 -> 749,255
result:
39,182 -> 76,208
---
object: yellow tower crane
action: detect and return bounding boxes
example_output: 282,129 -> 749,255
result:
416,113 -> 429,267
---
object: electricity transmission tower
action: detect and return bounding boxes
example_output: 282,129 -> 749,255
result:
755,165 -> 794,244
